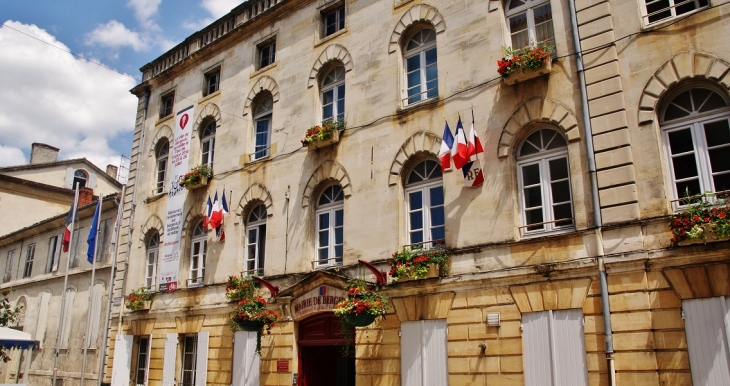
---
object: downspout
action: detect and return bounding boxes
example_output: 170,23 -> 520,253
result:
565,1 -> 615,385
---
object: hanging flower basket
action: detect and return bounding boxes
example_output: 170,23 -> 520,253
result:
343,313 -> 376,327
237,321 -> 265,331
179,164 -> 213,190
302,119 -> 345,150
225,275 -> 258,302
333,279 -> 389,328
228,295 -> 278,355
498,43 -> 553,86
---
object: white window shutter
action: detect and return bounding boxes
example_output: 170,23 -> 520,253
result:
60,289 -> 76,349
233,331 -> 260,386
110,334 -> 133,386
522,311 -> 553,386
144,334 -> 153,386
684,297 -> 730,386
422,320 -> 448,385
400,321 -> 423,386
88,284 -> 104,348
552,310 -> 588,386
195,331 -> 209,386
162,333 -> 178,386
52,234 -> 62,272
35,292 -> 51,348
64,167 -> 74,189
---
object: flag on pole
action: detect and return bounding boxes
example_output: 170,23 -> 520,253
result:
86,198 -> 102,263
209,192 -> 222,230
452,117 -> 469,169
438,122 -> 454,171
467,115 -> 484,158
203,195 -> 212,231
221,190 -> 229,215
215,191 -> 228,242
61,197 -> 78,252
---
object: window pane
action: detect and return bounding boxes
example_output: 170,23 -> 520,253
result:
335,209 -> 343,227
709,148 -> 730,174
704,120 -> 730,147
406,55 -> 421,72
713,173 -> 730,193
525,209 -> 544,229
524,186 -> 543,208
431,206 -> 444,228
410,230 -> 423,244
335,227 -> 343,245
699,92 -> 728,112
533,4 -> 554,44
319,230 -> 329,247
551,180 -> 571,203
407,71 -> 421,90
522,164 -> 541,186
509,13 -> 529,48
676,179 -> 701,197
319,213 -> 330,230
410,211 -> 423,231
672,154 -> 699,180
430,187 -> 444,206
553,203 -> 573,223
664,91 -> 692,121
549,158 -> 569,181
409,191 -> 423,210
668,129 -> 694,154
425,48 -> 437,66
431,225 -> 445,242
646,0 -> 672,23
319,248 -> 329,262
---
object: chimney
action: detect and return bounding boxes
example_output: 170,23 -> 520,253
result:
78,187 -> 95,207
29,143 -> 60,164
106,164 -> 118,180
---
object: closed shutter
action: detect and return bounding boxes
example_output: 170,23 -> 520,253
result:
35,292 -> 51,348
60,289 -> 75,348
195,331 -> 209,386
232,331 -> 260,386
162,334 -> 177,386
401,321 -> 423,386
422,320 -> 448,385
111,334 -> 133,386
684,297 -> 730,386
523,310 -> 588,386
88,284 -> 104,348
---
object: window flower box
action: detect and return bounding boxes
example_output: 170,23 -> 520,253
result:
498,43 -> 553,86
302,119 -> 345,150
179,164 -> 212,190
670,192 -> 730,245
388,247 -> 448,282
125,287 -> 154,311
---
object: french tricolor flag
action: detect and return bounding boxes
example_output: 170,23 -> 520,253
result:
463,113 -> 485,187
438,122 -> 454,171
61,202 -> 76,252
451,117 -> 469,169
203,195 -> 212,231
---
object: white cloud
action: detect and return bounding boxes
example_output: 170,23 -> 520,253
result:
0,21 -> 137,171
85,20 -> 149,52
0,146 -> 26,168
200,0 -> 241,18
127,0 -> 162,30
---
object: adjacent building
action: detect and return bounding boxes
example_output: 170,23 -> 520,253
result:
107,0 -> 730,385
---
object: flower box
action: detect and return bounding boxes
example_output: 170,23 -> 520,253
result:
125,287 -> 154,311
307,128 -> 340,150
181,175 -> 208,190
669,192 -> 730,246
140,301 -> 151,311
677,225 -> 730,246
397,263 -> 440,282
503,60 -> 552,85
389,247 -> 448,282
179,165 -> 213,189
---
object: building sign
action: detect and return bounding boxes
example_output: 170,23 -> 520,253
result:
291,285 -> 345,320
277,360 -> 289,372
159,105 -> 195,292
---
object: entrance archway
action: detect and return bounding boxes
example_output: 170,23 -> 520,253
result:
298,313 -> 355,386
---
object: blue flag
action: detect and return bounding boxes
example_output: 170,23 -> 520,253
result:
87,199 -> 102,264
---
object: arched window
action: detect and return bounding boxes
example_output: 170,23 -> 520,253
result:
517,127 -> 574,235
245,204 -> 267,275
321,66 -> 345,122
155,140 -> 169,194
505,0 -> 554,50
73,169 -> 87,190
189,221 -> 206,287
405,159 -> 444,246
146,232 -> 159,290
316,185 -> 344,267
404,27 -> 438,106
661,85 -> 730,207
201,121 -> 216,166
253,94 -> 273,160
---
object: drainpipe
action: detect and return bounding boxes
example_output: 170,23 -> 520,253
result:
565,0 -> 615,385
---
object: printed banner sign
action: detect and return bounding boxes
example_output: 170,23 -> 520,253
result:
159,105 -> 195,292
291,285 -> 345,320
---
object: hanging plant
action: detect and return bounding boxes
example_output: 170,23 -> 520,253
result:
125,287 -> 154,311
669,191 -> 730,244
388,247 -> 449,281
225,275 -> 258,302
228,295 -> 278,355
332,279 -> 389,355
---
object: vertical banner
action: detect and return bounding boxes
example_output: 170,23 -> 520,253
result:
159,105 -> 195,292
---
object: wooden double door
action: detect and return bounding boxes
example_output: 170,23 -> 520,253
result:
298,313 -> 355,386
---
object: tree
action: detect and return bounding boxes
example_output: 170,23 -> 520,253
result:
0,290 -> 23,362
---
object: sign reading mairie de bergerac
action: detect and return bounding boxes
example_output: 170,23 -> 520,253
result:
291,285 -> 345,320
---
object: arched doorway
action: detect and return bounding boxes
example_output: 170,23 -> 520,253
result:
298,313 -> 355,386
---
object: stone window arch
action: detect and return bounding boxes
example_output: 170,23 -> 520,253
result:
307,44 -> 354,88
388,4 -> 445,54
302,160 -> 352,207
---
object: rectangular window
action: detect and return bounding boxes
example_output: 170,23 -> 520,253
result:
683,297 -> 730,384
323,6 -> 345,37
181,334 -> 198,386
316,208 -> 343,267
160,93 -> 175,118
204,70 -> 220,96
135,336 -> 150,385
189,239 -> 206,287
47,235 -> 61,273
245,225 -> 266,275
522,309 -> 588,386
257,40 -> 276,69
23,244 -> 35,278
4,250 -> 14,283
643,0 -> 709,25
400,320 -> 448,386
146,249 -> 158,290
253,116 -> 271,160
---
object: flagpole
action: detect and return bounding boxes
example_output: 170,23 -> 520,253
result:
81,197 -> 103,386
97,186 -> 125,386
52,185 -> 79,386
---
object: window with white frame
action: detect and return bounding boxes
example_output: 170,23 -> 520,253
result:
405,159 -> 445,247
181,334 -> 198,386
403,27 -> 438,106
321,66 -> 345,122
257,40 -> 276,70
245,204 -> 267,275
505,0 -> 554,50
660,85 -> 730,208
155,140 -> 169,194
73,169 -> 88,190
146,232 -> 159,291
253,94 -> 273,160
642,0 -> 709,25
316,185 -> 344,267
200,121 -> 216,167
46,235 -> 61,273
400,320 -> 448,386
322,4 -> 345,37
517,128 -> 574,236
203,69 -> 220,96
23,243 -> 35,278
522,309 -> 589,386
135,336 -> 151,386
189,221 -> 206,287
4,250 -> 14,283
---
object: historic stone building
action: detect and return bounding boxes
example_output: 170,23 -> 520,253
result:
107,0 -> 730,385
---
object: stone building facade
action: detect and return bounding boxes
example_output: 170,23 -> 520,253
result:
107,0 -> 730,385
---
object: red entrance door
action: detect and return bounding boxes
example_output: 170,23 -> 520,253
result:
298,313 -> 355,386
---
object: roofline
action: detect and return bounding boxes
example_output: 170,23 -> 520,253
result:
0,174 -> 76,199
0,158 -> 123,188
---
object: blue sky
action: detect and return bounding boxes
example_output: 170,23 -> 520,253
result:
0,0 -> 241,175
